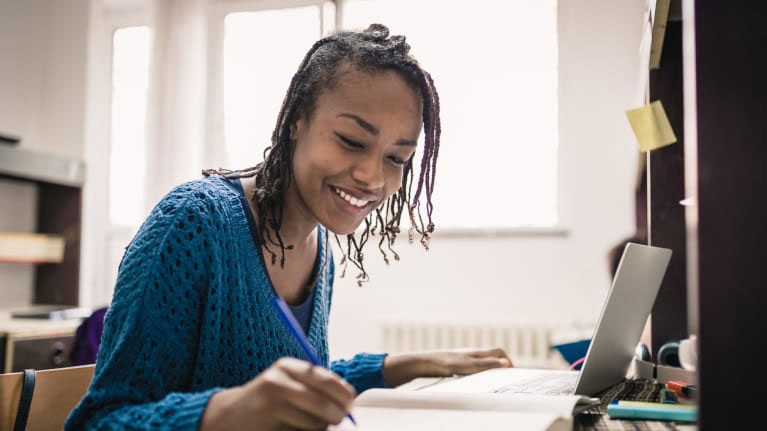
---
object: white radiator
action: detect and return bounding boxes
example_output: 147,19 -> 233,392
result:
380,321 -> 588,369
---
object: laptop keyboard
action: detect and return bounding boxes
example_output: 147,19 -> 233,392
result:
492,372 -> 577,396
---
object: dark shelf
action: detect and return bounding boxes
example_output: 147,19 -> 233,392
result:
0,146 -> 85,307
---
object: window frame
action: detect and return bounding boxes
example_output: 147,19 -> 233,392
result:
206,0 -> 566,237
204,0 -> 333,170
81,4 -> 151,308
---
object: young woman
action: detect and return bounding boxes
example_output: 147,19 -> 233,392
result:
65,24 -> 512,431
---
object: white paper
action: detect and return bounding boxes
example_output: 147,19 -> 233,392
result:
421,368 -> 575,394
356,388 -> 583,417
329,408 -> 569,431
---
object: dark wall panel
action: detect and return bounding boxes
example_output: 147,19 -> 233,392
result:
649,21 -> 688,357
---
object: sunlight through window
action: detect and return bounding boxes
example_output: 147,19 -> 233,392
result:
343,0 -> 559,228
109,26 -> 150,227
223,7 -> 321,169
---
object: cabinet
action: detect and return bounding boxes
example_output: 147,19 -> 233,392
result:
0,309 -> 81,373
0,146 -> 85,305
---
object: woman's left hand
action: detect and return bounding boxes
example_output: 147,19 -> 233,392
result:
382,348 -> 514,388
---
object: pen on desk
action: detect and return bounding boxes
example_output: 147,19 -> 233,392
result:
271,296 -> 357,427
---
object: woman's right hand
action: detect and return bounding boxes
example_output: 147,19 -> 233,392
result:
200,357 -> 357,431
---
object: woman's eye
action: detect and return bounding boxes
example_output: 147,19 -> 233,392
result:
336,134 -> 364,149
388,155 -> 407,166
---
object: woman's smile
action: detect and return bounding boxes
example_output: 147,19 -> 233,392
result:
328,184 -> 377,216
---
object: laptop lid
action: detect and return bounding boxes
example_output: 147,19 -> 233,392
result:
574,243 -> 672,396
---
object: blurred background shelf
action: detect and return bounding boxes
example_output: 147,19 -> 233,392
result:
0,146 -> 85,306
0,233 -> 65,264
0,146 -> 84,187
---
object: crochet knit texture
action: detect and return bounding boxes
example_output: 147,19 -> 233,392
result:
64,176 -> 387,431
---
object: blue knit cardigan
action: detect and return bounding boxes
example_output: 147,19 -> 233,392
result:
64,177 -> 387,431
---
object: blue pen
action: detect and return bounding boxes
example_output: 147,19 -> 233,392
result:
271,296 -> 357,427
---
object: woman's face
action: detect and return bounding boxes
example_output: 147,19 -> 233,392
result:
290,66 -> 422,235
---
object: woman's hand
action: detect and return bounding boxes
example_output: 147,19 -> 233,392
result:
382,348 -> 514,388
200,357 -> 356,431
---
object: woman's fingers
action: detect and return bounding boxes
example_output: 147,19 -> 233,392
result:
278,358 -> 356,411
469,347 -> 514,367
278,376 -> 348,425
218,358 -> 357,430
452,356 -> 512,374
274,404 -> 329,431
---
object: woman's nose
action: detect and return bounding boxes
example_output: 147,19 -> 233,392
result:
351,155 -> 385,190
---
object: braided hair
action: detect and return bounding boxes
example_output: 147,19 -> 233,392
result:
203,24 -> 441,285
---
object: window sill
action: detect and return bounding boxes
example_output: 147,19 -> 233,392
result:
430,227 -> 569,239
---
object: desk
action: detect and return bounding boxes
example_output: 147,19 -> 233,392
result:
0,308 -> 82,373
574,379 -> 696,431
398,377 -> 697,431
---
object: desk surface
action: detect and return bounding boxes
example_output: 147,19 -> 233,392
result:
402,377 -> 696,431
0,308 -> 81,337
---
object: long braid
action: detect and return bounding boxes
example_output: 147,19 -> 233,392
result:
204,24 -> 441,284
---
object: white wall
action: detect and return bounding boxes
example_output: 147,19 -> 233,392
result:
0,0 -> 89,160
328,0 -> 646,360
0,1 -> 45,154
0,0 -> 90,306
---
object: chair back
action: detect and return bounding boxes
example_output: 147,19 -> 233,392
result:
0,365 -> 94,431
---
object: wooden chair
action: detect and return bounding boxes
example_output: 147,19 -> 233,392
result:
0,365 -> 94,431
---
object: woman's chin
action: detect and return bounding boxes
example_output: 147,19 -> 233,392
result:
322,218 -> 365,237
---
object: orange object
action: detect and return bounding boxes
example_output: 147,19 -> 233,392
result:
667,380 -> 696,397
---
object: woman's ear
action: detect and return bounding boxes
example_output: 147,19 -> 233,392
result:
289,111 -> 304,141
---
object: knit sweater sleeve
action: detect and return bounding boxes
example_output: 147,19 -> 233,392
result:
331,353 -> 389,393
64,182 -> 223,431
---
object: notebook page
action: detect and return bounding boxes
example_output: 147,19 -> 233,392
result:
356,388 -> 585,417
329,408 -> 569,431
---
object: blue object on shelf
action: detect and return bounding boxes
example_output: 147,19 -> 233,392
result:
607,401 -> 697,422
551,338 -> 591,365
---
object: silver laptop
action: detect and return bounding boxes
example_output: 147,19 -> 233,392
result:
423,243 -> 672,397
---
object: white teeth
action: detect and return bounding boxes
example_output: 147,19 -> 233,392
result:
333,186 -> 368,208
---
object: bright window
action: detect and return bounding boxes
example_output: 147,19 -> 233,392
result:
109,26 -> 150,227
223,7 -> 323,168
342,0 -> 559,228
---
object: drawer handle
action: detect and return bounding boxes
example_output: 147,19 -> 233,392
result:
50,341 -> 67,366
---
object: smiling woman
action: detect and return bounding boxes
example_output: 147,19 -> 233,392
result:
205,25 -> 440,283
290,67 -> 421,236
64,24 -> 513,431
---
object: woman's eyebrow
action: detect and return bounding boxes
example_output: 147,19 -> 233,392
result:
337,113 -> 416,147
337,113 -> 379,135
396,139 -> 417,147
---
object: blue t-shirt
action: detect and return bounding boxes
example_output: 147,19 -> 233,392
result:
64,176 -> 387,431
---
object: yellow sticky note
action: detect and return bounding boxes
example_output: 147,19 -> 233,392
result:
626,100 -> 677,152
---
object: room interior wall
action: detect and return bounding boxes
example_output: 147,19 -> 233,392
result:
0,1 -> 645,364
327,0 -> 646,360
0,0 -> 90,307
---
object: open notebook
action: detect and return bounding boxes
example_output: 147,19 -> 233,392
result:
329,388 -> 599,431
